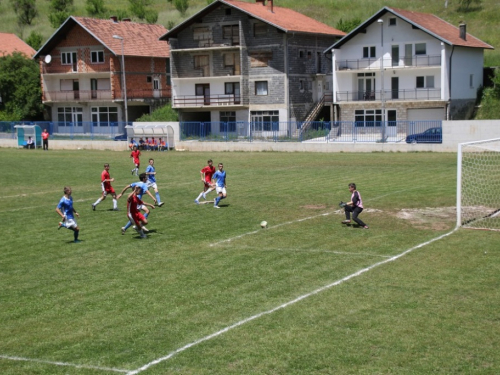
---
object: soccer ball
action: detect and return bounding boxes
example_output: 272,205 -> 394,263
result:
260,221 -> 268,228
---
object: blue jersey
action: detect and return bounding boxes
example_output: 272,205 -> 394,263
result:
57,196 -> 75,219
212,170 -> 226,187
130,181 -> 148,199
145,165 -> 156,183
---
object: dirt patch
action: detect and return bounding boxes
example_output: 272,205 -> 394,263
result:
395,207 -> 456,230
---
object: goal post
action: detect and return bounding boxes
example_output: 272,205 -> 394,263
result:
457,138 -> 500,231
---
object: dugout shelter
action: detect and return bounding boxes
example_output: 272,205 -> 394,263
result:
125,124 -> 175,151
14,124 -> 42,148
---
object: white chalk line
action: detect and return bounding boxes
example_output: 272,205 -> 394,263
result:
128,228 -> 458,374
232,246 -> 392,258
0,355 -> 129,373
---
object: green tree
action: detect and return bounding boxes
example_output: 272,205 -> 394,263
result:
85,0 -> 106,16
48,0 -> 73,28
128,0 -> 152,20
0,52 -> 43,121
335,17 -> 361,33
10,0 -> 38,26
144,9 -> 158,23
174,0 -> 188,15
25,30 -> 43,50
136,103 -> 178,122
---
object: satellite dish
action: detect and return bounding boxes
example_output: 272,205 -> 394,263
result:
44,55 -> 52,64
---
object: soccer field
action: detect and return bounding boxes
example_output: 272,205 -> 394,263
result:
1,148 -> 499,374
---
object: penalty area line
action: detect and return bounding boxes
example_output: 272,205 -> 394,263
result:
128,228 -> 458,375
0,355 -> 129,373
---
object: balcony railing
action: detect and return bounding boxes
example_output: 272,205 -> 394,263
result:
43,88 -> 172,102
173,94 -> 241,107
41,64 -> 114,74
335,89 -> 441,102
336,55 -> 441,71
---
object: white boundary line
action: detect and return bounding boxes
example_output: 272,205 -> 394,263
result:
0,355 -> 129,373
127,228 -> 458,375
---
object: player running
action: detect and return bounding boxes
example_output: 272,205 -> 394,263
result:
194,159 -> 216,204
127,185 -> 155,238
92,163 -> 118,211
130,145 -> 141,176
145,158 -> 164,207
56,186 -> 81,243
212,162 -> 227,209
117,173 -> 157,234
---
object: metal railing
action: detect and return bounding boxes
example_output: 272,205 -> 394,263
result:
335,88 -> 442,102
42,88 -> 171,102
173,94 -> 241,107
181,120 -> 442,143
336,55 -> 441,70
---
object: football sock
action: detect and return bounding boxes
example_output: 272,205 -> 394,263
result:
93,198 -> 102,206
112,199 -> 118,209
196,192 -> 204,200
155,192 -> 161,202
215,197 -> 221,206
144,212 -> 149,218
74,230 -> 79,241
124,221 -> 132,230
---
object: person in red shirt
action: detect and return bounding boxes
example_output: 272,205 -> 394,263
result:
127,185 -> 155,238
194,159 -> 216,204
42,129 -> 49,150
130,145 -> 141,176
92,163 -> 118,211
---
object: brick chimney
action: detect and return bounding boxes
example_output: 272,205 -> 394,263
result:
122,18 -> 131,22
110,16 -> 118,23
459,23 -> 466,40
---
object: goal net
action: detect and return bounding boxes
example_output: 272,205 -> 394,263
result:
457,138 -> 500,231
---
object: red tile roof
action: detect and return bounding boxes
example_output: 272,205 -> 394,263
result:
72,17 -> 170,57
388,7 -> 493,49
0,33 -> 36,57
222,0 -> 345,36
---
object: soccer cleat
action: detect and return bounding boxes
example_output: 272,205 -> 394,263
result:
214,205 -> 220,209
131,169 -> 134,175
157,202 -> 164,207
121,227 -> 126,235
363,226 -> 369,229
58,222 -> 64,230
113,207 -> 119,211
194,199 -> 199,205
140,234 -> 147,239
142,226 -> 149,232
74,240 -> 82,243
92,204 -> 96,211
341,220 -> 351,224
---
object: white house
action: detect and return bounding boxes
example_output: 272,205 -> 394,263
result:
324,7 -> 493,125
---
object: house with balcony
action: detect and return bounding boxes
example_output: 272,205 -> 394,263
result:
160,0 -> 345,138
325,7 -> 493,130
33,16 -> 170,135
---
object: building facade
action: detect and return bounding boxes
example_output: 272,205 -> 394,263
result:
160,0 -> 345,138
34,16 -> 171,135
325,7 -> 493,125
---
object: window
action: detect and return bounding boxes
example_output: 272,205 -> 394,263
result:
389,18 -> 397,26
91,107 -> 118,126
193,27 -> 212,46
299,79 -> 304,91
147,76 -> 152,83
225,8 -> 231,15
57,107 -> 83,126
307,51 -> 312,60
194,55 -> 209,76
225,82 -> 240,104
224,53 -> 240,74
254,23 -> 266,37
166,58 -> 171,85
416,76 -> 434,88
61,51 -> 77,71
363,46 -> 376,58
91,50 -> 104,63
251,110 -> 279,131
299,50 -> 304,58
153,78 -> 160,90
223,25 -> 239,45
255,81 -> 268,96
415,43 -> 426,55
250,51 -> 272,67
220,111 -> 236,132
355,109 -> 382,127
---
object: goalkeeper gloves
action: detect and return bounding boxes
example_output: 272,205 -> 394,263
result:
339,201 -> 347,208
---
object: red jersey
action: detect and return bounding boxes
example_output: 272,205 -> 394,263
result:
42,131 -> 49,140
201,165 -> 216,183
101,170 -> 111,188
131,150 -> 141,164
127,194 -> 145,225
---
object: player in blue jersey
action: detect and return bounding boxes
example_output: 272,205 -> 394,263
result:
145,158 -> 164,207
212,163 -> 227,209
117,173 -> 157,234
55,186 -> 81,243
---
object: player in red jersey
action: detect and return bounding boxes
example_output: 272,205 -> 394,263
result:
194,159 -> 216,204
130,145 -> 141,176
127,185 -> 155,238
92,163 -> 118,211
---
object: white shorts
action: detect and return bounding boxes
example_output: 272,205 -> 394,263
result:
216,186 -> 226,195
147,181 -> 157,190
64,218 -> 78,229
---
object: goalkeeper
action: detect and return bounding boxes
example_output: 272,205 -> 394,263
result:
340,183 -> 369,229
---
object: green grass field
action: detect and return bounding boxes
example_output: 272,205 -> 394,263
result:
1,148 -> 499,374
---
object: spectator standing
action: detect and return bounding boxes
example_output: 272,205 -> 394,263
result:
42,129 -> 49,150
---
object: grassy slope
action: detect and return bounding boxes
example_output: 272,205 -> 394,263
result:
0,0 -> 498,66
